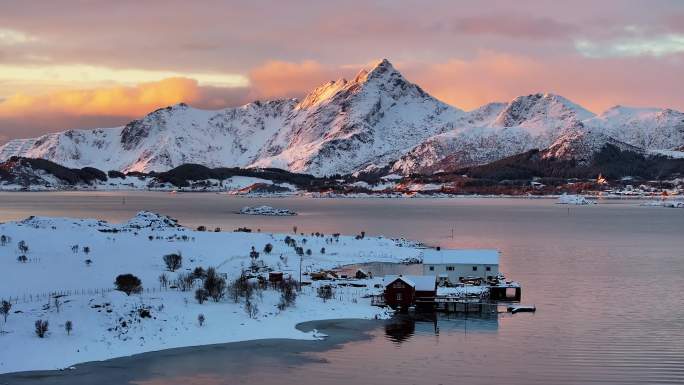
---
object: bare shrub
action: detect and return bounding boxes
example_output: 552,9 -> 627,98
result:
245,298 -> 258,319
176,272 -> 194,291
204,268 -> 227,302
158,273 -> 169,289
317,285 -> 334,302
0,300 -> 11,323
198,314 -> 205,326
163,253 -> 183,272
35,319 -> 49,338
65,320 -> 73,335
277,279 -> 298,311
17,240 -> 28,254
195,288 -> 209,304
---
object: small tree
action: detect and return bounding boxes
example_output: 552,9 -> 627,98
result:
85,259 -> 93,266
176,272 -> 194,291
204,268 -> 226,302
65,320 -> 73,335
195,288 -> 209,304
0,300 -> 11,323
198,313 -> 205,327
163,253 -> 183,271
192,267 -> 206,280
277,279 -> 298,311
35,319 -> 49,338
17,240 -> 28,254
71,244 -> 79,253
17,255 -> 27,263
263,243 -> 273,254
158,273 -> 169,289
317,285 -> 334,302
245,298 -> 258,319
320,247 -> 326,254
196,225 -> 206,232
83,246 -> 91,255
54,297 -> 61,313
115,274 -> 142,295
306,249 -> 312,256
0,235 -> 8,246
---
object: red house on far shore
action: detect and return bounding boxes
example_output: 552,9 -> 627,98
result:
383,275 -> 437,310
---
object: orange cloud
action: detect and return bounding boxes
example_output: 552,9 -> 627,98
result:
0,77 -> 251,140
0,77 -> 201,117
406,52 -> 544,111
248,60 -> 352,99
405,52 -> 684,113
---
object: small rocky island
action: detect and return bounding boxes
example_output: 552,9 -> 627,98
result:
557,194 -> 595,205
239,205 -> 298,216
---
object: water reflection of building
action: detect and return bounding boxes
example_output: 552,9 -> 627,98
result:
384,310 -> 499,343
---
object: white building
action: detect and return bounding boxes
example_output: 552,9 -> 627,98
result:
421,249 -> 499,282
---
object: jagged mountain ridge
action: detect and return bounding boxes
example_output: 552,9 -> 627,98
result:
1,59 -> 683,176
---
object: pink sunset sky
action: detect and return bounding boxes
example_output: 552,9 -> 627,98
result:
1,0 -> 683,142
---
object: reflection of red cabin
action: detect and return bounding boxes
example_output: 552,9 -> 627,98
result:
383,275 -> 437,310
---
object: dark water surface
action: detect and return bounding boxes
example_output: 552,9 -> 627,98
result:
0,193 -> 683,384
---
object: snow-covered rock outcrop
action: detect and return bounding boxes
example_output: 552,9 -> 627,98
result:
557,194 -> 595,205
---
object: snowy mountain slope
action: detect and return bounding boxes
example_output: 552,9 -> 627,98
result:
1,60 -> 684,176
389,93 -> 594,174
584,105 -> 684,150
3,101 -> 296,173
541,129 -> 642,163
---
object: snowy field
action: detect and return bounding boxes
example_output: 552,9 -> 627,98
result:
0,212 -> 423,374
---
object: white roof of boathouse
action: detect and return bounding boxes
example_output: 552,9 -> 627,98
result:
421,249 -> 499,265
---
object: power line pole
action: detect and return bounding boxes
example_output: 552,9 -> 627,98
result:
299,253 -> 303,292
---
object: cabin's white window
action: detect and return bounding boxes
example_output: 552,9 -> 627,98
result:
446,266 -> 455,271
396,293 -> 403,301
486,266 -> 491,272
429,266 -> 434,271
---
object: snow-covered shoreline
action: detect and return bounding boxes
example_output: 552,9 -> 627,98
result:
0,211 -> 424,374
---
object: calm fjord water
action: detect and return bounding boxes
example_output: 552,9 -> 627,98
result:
0,192 -> 682,385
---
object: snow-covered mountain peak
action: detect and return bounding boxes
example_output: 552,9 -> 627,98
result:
494,93 -> 595,130
352,58 -> 398,83
584,104 -> 684,150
